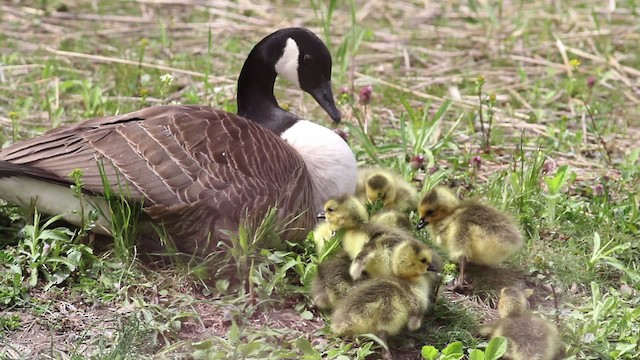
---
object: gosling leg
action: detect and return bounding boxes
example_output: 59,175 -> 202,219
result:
380,331 -> 393,360
448,256 -> 471,292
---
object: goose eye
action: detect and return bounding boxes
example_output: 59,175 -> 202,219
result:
303,54 -> 314,65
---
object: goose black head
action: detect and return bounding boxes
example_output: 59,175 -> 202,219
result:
273,28 -> 340,123
237,28 -> 341,133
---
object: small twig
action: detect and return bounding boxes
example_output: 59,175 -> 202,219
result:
478,87 -> 486,147
549,282 -> 560,325
582,99 -> 613,165
44,47 -> 232,83
362,104 -> 369,135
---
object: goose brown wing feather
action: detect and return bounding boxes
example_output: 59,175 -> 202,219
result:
0,105 -> 315,244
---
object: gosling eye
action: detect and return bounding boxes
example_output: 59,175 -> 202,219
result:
420,258 -> 428,264
425,210 -> 435,216
326,207 -> 334,213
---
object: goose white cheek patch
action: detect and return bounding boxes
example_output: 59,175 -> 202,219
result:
275,38 -> 300,88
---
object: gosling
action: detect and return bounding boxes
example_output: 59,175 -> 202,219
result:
480,287 -> 561,360
417,186 -> 523,291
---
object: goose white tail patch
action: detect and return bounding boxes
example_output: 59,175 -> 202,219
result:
0,176 -> 113,235
275,38 -> 300,88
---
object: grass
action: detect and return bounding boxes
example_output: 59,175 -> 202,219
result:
1,0 -> 639,359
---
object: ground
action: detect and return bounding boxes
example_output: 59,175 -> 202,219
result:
0,1 -> 639,359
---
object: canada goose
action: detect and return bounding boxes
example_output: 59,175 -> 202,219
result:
370,210 -> 412,231
316,194 -> 372,260
0,28 -> 357,255
480,287 -> 561,360
311,220 -> 334,255
348,231 -> 435,281
331,248 -> 433,359
416,186 -> 523,290
310,250 -> 364,310
355,167 -> 418,212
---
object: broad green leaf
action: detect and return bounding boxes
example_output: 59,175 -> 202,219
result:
442,341 -> 464,358
67,249 -> 83,266
468,349 -> 485,360
421,345 -> 439,360
300,310 -> 314,320
295,337 -> 319,357
485,336 -> 508,360
216,279 -> 229,293
228,320 -> 240,343
190,339 -> 213,350
240,341 -> 263,356
29,268 -> 38,287
544,165 -> 569,194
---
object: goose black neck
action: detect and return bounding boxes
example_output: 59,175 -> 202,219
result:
236,53 -> 298,135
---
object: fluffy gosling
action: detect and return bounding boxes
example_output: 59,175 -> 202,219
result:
480,287 -> 561,360
312,221 -> 334,254
349,231 -> 436,280
417,186 -> 523,291
311,251 -> 364,310
331,243 -> 435,359
370,210 -> 412,231
356,167 -> 418,212
317,194 -> 383,260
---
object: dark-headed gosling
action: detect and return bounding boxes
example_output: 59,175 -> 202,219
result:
356,167 -> 418,212
311,251 -> 365,310
480,287 -> 561,360
417,186 -> 523,291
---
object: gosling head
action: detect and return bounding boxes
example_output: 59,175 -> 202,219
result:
498,286 -> 534,318
365,172 -> 396,206
392,240 -> 437,279
317,194 -> 368,231
416,186 -> 460,230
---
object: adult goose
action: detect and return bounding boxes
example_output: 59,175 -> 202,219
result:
0,28 -> 358,255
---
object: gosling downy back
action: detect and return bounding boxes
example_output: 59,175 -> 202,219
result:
331,275 -> 430,338
0,28 -> 357,256
350,230 -> 435,280
311,251 -> 363,310
356,167 -> 418,212
417,186 -> 523,266
331,243 -> 435,338
482,287 -> 561,360
370,210 -> 412,231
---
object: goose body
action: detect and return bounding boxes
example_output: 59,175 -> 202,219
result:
0,28 -> 357,254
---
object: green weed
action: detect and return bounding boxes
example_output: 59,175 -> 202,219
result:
17,210 -> 95,291
422,336 -> 507,360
